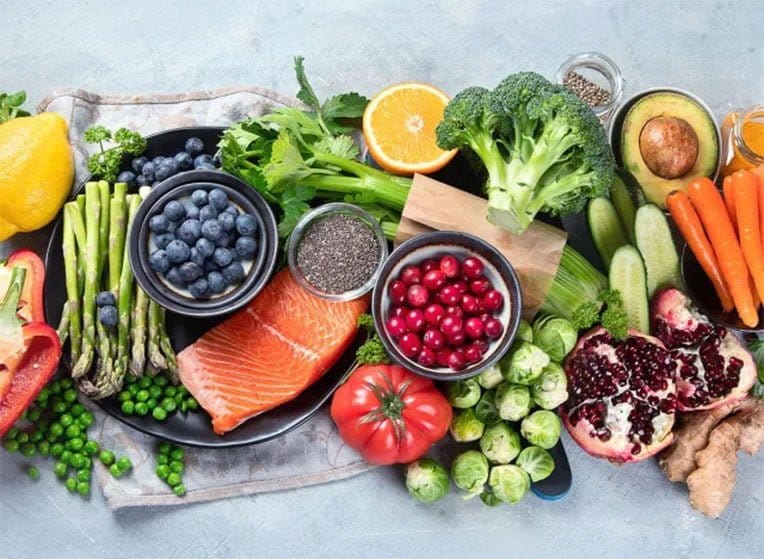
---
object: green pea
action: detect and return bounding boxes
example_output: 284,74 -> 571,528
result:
179,401 -> 188,413
127,384 -> 139,396
186,398 -> 199,411
166,472 -> 181,487
135,402 -> 148,416
161,398 -> 176,413
146,398 -> 158,410
50,382 -> 62,395
60,450 -> 73,465
164,386 -> 177,398
76,469 -> 90,483
84,440 -> 99,455
76,481 -> 89,496
70,403 -> 86,417
29,430 -> 43,443
65,478 -> 77,492
169,461 -> 184,474
50,443 -> 64,457
173,393 -> 184,407
49,422 -> 64,439
3,439 -> 19,453
117,391 -> 132,402
63,389 -> 78,404
152,407 -> 167,421
26,466 -> 40,481
135,389 -> 149,403
59,414 -> 73,428
99,450 -> 115,466
176,385 -> 188,397
52,402 -> 68,415
138,377 -> 152,389
6,427 -> 19,439
154,375 -> 168,388
68,438 -> 84,452
65,424 -> 82,439
116,456 -> 132,471
155,464 -> 170,480
173,484 -> 186,497
16,431 -> 29,444
37,419 -> 50,431
37,441 -> 50,455
157,454 -> 169,465
37,387 -> 51,403
125,374 -> 137,385
170,448 -> 184,461
120,401 -> 135,415
69,454 -> 85,469
21,443 -> 36,457
60,379 -> 73,390
109,464 -> 122,478
27,408 -> 42,422
46,432 -> 58,444
82,456 -> 92,470
149,386 -> 162,400
158,442 -> 171,454
54,461 -> 68,478
78,412 -> 94,428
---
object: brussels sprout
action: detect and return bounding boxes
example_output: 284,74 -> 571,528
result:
477,364 -> 503,389
480,491 -> 502,507
450,450 -> 489,497
488,464 -> 530,504
474,390 -> 501,425
449,408 -> 485,442
517,319 -> 533,343
447,379 -> 482,409
501,342 -> 550,385
515,446 -> 555,482
530,362 -> 569,410
520,410 -> 562,449
532,315 -> 578,362
479,422 -> 522,464
405,458 -> 450,502
494,382 -> 532,421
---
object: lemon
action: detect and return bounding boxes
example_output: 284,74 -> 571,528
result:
0,112 -> 74,241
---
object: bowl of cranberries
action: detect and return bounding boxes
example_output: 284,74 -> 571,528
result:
372,231 -> 522,380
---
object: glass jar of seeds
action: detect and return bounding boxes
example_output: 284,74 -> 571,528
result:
557,51 -> 624,126
288,203 -> 388,301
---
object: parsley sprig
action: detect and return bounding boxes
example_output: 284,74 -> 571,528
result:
84,125 -> 146,182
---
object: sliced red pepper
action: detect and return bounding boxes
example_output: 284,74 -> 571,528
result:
0,267 -> 29,400
0,249 -> 46,323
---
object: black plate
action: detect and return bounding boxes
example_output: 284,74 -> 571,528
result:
43,126 -> 361,448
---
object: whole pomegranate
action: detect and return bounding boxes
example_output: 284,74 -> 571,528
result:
651,288 -> 756,411
561,327 -> 678,463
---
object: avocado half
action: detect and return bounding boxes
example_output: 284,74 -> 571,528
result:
620,91 -> 719,208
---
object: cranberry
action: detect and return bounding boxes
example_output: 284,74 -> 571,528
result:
474,339 -> 489,354
404,309 -> 425,332
478,313 -> 492,324
482,289 -> 504,312
464,317 -> 485,339
390,306 -> 406,318
462,256 -> 484,279
460,294 -> 481,315
422,258 -> 439,273
423,304 -> 446,326
386,316 -> 408,338
388,280 -> 407,305
417,347 -> 436,367
400,264 -> 422,285
423,328 -> 446,350
469,277 -> 491,296
451,280 -> 468,295
463,343 -> 482,364
398,332 -> 422,358
484,318 -> 504,339
439,316 -> 463,338
435,349 -> 452,367
437,285 -> 461,306
439,255 -> 460,278
407,284 -> 429,308
445,306 -> 464,319
422,269 -> 447,292
446,331 -> 466,346
448,351 -> 466,370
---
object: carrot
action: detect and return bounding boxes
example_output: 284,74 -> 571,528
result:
733,170 -> 764,304
688,178 -> 758,326
754,165 -> 764,250
723,175 -> 738,231
666,189 -> 735,312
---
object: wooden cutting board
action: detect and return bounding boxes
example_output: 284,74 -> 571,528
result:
396,175 -> 568,317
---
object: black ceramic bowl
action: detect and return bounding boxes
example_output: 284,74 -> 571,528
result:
129,170 -> 278,317
372,231 -> 522,381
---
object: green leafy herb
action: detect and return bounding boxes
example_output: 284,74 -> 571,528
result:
746,339 -> 764,399
355,313 -> 390,365
0,90 -> 30,123
571,288 -> 628,339
84,125 -> 146,182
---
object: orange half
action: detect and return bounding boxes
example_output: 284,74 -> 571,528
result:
363,82 -> 457,175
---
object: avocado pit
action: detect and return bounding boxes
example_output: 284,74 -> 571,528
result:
639,116 -> 699,179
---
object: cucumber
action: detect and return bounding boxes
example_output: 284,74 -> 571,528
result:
634,204 -> 681,297
588,197 -> 629,269
610,175 -> 638,243
609,245 -> 650,333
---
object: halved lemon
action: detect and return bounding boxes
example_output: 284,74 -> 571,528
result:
363,82 -> 457,175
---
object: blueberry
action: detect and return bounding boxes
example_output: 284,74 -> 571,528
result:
203,260 -> 219,273
224,205 -> 239,217
148,249 -> 171,273
154,233 -> 174,250
208,189 -> 228,211
173,151 -> 193,171
215,232 -> 230,248
213,248 -> 233,267
95,291 -> 116,307
199,205 -> 218,222
185,137 -> 204,155
207,272 -> 225,294
235,214 -> 258,236
132,156 -> 148,174
185,205 -> 200,220
177,219 -> 202,244
217,212 -> 235,232
193,154 -> 213,169
188,278 -> 209,299
191,189 -> 208,208
165,266 -> 184,286
235,236 -> 257,260
163,200 -> 186,222
155,163 -> 174,182
116,170 -> 136,187
222,262 -> 245,285
178,262 -> 202,283
197,162 -> 216,170
148,214 -> 170,233
142,162 -> 156,181
152,156 -> 166,167
189,247 -> 205,268
98,305 -> 118,328
195,237 -> 215,258
136,174 -> 150,187
201,219 -> 223,241
165,240 -> 190,263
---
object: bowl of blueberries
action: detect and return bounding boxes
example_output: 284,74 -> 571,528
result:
129,169 -> 279,317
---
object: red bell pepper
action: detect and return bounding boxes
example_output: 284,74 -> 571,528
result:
0,266 -> 61,436
0,249 -> 46,323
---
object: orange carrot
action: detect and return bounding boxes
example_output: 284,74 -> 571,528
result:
666,190 -> 735,312
687,177 -> 758,327
733,170 -> 764,304
751,276 -> 761,310
754,166 -> 764,250
723,175 -> 738,231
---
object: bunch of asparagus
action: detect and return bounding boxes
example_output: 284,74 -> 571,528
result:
58,181 -> 177,399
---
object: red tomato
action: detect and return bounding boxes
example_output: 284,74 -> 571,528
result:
330,364 -> 452,465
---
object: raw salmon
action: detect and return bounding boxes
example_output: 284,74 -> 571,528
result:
178,269 -> 368,435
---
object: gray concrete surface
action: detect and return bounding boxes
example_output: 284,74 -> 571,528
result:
1,1 -> 763,558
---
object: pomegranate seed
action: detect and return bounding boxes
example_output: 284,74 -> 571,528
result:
390,306 -> 406,318
417,347 -> 436,367
388,280 -> 407,305
440,316 -> 463,338
400,264 -> 422,285
398,332 -> 422,358
437,285 -> 461,306
386,316 -> 408,339
445,306 -> 464,319
484,318 -> 504,339
439,255 -> 460,278
423,328 -> 446,350
482,289 -> 504,312
463,343 -> 482,364
435,349 -> 452,367
404,309 -> 425,332
462,256 -> 484,279
464,317 -> 485,339
469,277 -> 491,296
407,284 -> 429,308
422,269 -> 447,292
421,259 -> 439,273
423,304 -> 446,326
451,280 -> 468,295
460,294 -> 480,315
448,351 -> 466,370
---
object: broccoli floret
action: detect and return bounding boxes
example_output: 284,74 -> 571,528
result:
570,288 -> 628,338
355,313 -> 390,365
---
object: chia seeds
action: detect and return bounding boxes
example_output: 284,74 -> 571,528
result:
296,214 -> 381,294
563,71 -> 612,108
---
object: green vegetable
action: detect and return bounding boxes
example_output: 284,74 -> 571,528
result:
588,197 -> 629,269
99,450 -> 115,465
479,422 -> 521,464
83,126 -> 146,182
450,450 -> 489,498
155,465 -> 170,480
65,478 -> 77,492
746,339 -> 764,399
354,314 -> 390,365
569,288 -> 629,339
480,491 -> 503,507
173,484 -> 186,497
435,73 -> 614,235
530,363 -> 569,410
0,90 -> 30,123
166,472 -> 181,487
487,464 -> 530,504
446,379 -> 482,409
116,456 -> 132,472
634,204 -> 681,297
476,364 -> 503,390
610,173 -> 640,243
520,410 -> 562,449
473,390 -> 501,425
608,245 -> 650,333
501,342 -> 550,385
540,245 -> 608,321
532,314 -> 578,362
494,383 -> 532,421
26,466 -> 40,481
516,446 -> 555,482
404,458 -> 450,503
449,408 -> 485,442
54,461 -> 68,478
516,319 -> 533,344
152,407 -> 168,421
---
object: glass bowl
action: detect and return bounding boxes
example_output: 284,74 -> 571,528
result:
557,51 -> 624,125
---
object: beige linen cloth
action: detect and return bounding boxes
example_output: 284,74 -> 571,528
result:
8,87 -> 376,509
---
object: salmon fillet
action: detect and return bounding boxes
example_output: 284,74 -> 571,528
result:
178,269 -> 368,435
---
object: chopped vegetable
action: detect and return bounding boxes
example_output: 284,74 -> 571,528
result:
404,458 -> 450,503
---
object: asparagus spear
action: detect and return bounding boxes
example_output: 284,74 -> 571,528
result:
130,285 -> 148,376
97,180 -> 110,279
114,195 -> 141,381
56,301 -> 70,345
157,306 -> 178,382
147,299 -> 167,371
109,188 -> 127,291
62,204 -> 82,363
76,194 -> 86,219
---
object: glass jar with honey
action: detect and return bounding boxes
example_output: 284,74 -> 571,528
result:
721,104 -> 764,177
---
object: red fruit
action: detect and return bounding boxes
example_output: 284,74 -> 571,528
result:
464,317 -> 485,339
463,344 -> 482,364
386,316 -> 408,338
423,328 -> 446,350
483,318 -> 504,339
390,306 -> 406,318
460,294 -> 480,315
451,280 -> 468,295
651,288 -> 756,411
439,255 -> 460,278
388,280 -> 407,305
422,269 -> 447,292
417,347 -> 436,367
400,264 -> 423,285
482,290 -> 504,312
561,327 -> 678,463
435,349 -> 452,367
398,332 -> 422,358
423,304 -> 446,326
437,285 -> 461,306
439,316 -> 463,338
446,331 -> 466,346
448,351 -> 466,370
474,339 -> 489,354
462,256 -> 484,279
469,277 -> 491,296
407,284 -> 429,308
404,309 -> 426,333
422,259 -> 439,273
445,306 -> 464,319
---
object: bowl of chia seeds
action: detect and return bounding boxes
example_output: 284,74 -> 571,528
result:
287,203 -> 388,301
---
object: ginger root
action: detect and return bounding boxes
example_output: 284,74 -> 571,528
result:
737,399 -> 764,455
686,420 -> 740,518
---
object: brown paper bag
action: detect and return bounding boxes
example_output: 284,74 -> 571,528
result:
395,175 -> 567,317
